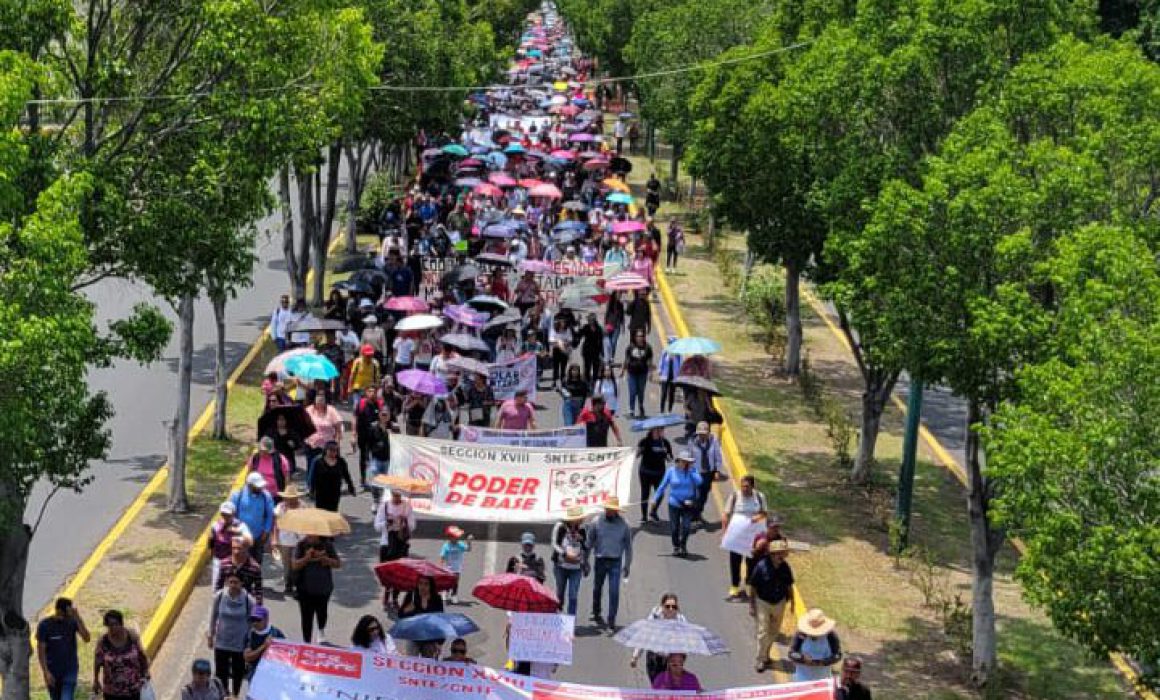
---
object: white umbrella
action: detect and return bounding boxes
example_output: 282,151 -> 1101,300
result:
395,314 -> 444,332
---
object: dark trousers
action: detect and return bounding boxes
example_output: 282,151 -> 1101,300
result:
297,591 -> 331,642
729,551 -> 757,588
551,348 -> 569,383
666,246 -> 679,269
356,438 -> 370,484
591,557 -> 622,625
668,503 -> 693,549
695,472 -> 715,518
214,648 -> 246,697
638,471 -> 663,519
659,380 -> 677,413
583,355 -> 601,387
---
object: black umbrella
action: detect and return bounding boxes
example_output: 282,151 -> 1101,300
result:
332,279 -> 373,295
334,256 -> 377,273
483,311 -> 522,332
610,157 -> 632,174
466,295 -> 510,315
257,404 -> 316,441
351,269 -> 389,286
442,264 -> 482,286
674,375 -> 721,396
288,316 -> 348,333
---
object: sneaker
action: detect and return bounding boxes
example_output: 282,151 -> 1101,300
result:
316,631 -> 328,645
450,594 -> 459,605
672,547 -> 681,556
591,613 -> 605,626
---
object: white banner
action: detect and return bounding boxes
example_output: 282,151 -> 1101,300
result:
509,613 -> 574,665
247,641 -> 836,700
490,354 -> 539,401
460,424 -> 587,448
389,434 -> 633,522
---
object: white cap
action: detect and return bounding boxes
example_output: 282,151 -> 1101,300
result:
246,472 -> 267,489
219,501 -> 237,515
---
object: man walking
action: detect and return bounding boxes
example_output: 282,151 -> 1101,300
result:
689,422 -> 724,524
748,539 -> 794,673
269,295 -> 294,352
586,497 -> 632,633
231,473 -> 276,564
37,598 -> 90,700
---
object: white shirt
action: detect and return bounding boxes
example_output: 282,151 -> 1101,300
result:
374,497 -> 417,546
273,503 -> 301,548
270,306 -> 294,341
394,337 -> 415,365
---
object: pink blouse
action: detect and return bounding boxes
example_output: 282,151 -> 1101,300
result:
305,405 -> 343,449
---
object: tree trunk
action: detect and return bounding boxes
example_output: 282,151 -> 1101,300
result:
0,505 -> 32,700
850,376 -> 897,484
669,142 -> 681,196
311,143 -> 342,306
966,398 -> 1002,686
344,142 -> 372,255
210,291 -> 228,440
296,168 -> 315,305
784,260 -> 802,376
167,293 -> 194,513
279,166 -> 303,301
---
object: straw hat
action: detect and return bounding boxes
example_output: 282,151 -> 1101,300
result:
565,505 -> 586,520
767,538 -> 790,555
797,608 -> 836,637
603,496 -> 622,511
281,484 -> 302,500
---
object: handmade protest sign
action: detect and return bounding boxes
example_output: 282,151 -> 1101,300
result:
509,613 -> 575,665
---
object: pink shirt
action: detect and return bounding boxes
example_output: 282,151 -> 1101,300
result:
250,453 -> 289,497
652,670 -> 702,692
496,400 -> 534,429
306,405 -> 343,449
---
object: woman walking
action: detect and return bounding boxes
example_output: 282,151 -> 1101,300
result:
92,611 -> 150,700
560,364 -> 588,427
291,535 -> 341,644
309,441 -> 356,513
722,475 -> 767,600
550,507 -> 589,616
621,329 -> 654,419
629,593 -> 688,682
649,450 -> 702,557
208,572 -> 256,697
636,428 -> 673,521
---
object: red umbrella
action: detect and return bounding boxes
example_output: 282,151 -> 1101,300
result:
472,573 -> 559,612
474,183 -> 504,199
374,559 -> 458,592
518,178 -> 545,189
386,296 -> 429,313
583,158 -> 610,171
488,172 -> 518,188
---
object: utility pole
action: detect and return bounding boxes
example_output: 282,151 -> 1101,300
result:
894,378 -> 924,552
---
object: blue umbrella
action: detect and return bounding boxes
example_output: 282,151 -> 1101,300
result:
503,143 -> 526,155
389,613 -> 480,642
665,336 -> 723,355
550,229 -> 585,245
482,223 -> 517,239
486,152 -> 508,169
607,192 -> 634,205
631,414 -> 686,432
284,354 -> 339,381
553,220 -> 588,232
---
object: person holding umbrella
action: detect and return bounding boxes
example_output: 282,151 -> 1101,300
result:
629,592 -> 686,682
272,486 -> 303,594
649,450 -> 702,557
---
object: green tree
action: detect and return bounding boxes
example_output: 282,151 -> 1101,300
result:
983,224 -> 1160,688
853,36 -> 1160,684
0,52 -> 167,695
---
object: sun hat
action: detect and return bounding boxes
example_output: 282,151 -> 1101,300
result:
219,501 -> 237,515
696,421 -> 710,435
245,472 -> 267,490
767,538 -> 790,555
797,608 -> 836,637
446,525 -> 465,539
281,484 -> 302,500
361,343 -> 375,356
565,505 -> 586,520
520,532 -> 536,545
603,496 -> 622,511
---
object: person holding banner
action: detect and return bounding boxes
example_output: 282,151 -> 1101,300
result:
650,450 -> 703,557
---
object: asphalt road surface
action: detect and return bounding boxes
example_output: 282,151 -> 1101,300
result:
153,292 -> 796,696
22,167 -> 348,614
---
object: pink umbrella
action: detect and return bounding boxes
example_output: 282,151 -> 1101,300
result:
519,259 -> 556,273
578,150 -> 602,160
474,183 -> 504,199
569,133 -> 596,143
488,172 -> 518,187
529,183 -> 563,199
458,158 -> 483,169
559,104 -> 582,116
583,159 -> 610,171
550,149 -> 577,160
612,220 -> 647,234
386,296 -> 429,313
518,178 -> 545,189
396,369 -> 448,397
605,272 -> 651,292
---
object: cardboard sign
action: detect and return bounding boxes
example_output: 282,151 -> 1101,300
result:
509,613 -> 575,665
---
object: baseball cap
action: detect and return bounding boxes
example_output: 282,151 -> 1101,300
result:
520,532 -> 536,545
249,606 -> 270,621
246,472 -> 267,489
675,449 -> 694,463
192,659 -> 212,674
219,501 -> 236,515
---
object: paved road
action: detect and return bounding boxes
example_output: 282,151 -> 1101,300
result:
22,167 -> 349,614
154,294 -> 785,696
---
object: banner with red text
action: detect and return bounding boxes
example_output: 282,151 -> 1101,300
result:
388,435 -> 633,522
247,642 -> 836,700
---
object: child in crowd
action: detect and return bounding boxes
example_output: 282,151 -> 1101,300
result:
439,526 -> 473,604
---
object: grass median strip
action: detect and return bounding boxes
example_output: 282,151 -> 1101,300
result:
30,350 -> 270,700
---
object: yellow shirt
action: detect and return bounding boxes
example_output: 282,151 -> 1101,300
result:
348,357 -> 380,391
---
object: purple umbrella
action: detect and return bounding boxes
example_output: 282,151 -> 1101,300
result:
569,133 -> 595,143
397,369 -> 448,397
444,304 -> 488,327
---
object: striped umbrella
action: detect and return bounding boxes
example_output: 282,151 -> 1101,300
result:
613,619 -> 730,656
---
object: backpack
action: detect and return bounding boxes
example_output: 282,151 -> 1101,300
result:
184,677 -> 226,700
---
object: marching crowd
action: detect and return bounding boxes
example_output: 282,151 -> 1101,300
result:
33,5 -> 871,700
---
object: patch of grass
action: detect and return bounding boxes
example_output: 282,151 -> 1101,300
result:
667,230 -> 1129,697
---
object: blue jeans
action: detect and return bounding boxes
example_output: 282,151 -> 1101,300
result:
554,565 -> 583,616
669,502 -> 693,549
591,557 -> 622,625
561,398 -> 583,426
275,337 -> 288,352
47,672 -> 77,700
627,372 -> 647,415
368,456 -> 388,503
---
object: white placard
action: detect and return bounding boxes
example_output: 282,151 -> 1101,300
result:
509,613 -> 575,665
